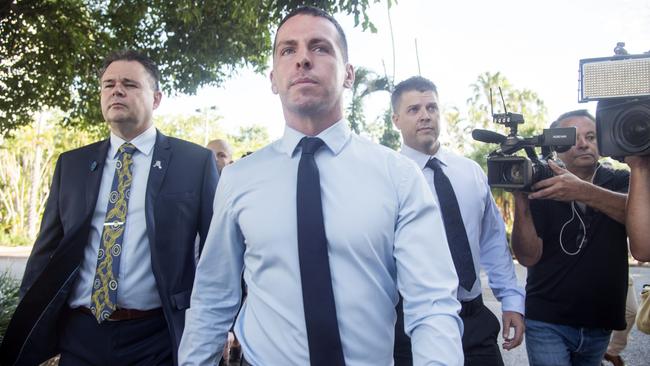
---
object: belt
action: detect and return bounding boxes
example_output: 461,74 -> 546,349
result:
76,306 -> 163,321
459,295 -> 484,317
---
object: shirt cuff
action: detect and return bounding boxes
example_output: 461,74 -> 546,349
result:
500,294 -> 525,315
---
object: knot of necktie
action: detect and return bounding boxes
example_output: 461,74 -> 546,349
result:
426,157 -> 441,171
300,137 -> 324,155
118,142 -> 137,157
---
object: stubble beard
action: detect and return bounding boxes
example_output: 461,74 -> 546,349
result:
416,130 -> 440,155
286,91 -> 337,120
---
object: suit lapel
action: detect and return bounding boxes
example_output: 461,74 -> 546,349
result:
85,139 -> 110,216
145,130 -> 171,247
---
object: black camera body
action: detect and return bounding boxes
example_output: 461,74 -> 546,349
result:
486,155 -> 554,191
596,97 -> 650,157
579,48 -> 650,158
473,113 -> 576,191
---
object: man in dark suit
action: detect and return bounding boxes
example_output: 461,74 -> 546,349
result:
0,50 -> 218,366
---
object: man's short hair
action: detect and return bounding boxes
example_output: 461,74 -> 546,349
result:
98,50 -> 161,91
273,6 -> 349,63
550,109 -> 596,129
391,76 -> 438,112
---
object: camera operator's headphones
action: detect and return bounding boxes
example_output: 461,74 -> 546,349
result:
559,164 -> 601,256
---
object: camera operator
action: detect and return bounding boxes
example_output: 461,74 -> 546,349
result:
626,155 -> 650,261
511,109 -> 629,366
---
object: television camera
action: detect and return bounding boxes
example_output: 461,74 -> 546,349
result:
472,89 -> 576,191
579,42 -> 650,158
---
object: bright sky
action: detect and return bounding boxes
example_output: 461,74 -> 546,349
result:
157,0 -> 650,141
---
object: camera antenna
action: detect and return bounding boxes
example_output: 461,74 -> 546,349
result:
499,87 -> 508,114
489,88 -> 495,117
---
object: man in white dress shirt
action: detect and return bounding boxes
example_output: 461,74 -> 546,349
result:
391,76 -> 525,366
179,6 -> 463,366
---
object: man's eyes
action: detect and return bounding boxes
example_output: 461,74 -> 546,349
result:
102,82 -> 137,88
313,45 -> 329,53
280,47 -> 295,56
279,45 -> 330,55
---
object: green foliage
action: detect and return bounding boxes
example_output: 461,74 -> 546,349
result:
155,113 -> 225,146
379,108 -> 401,150
0,270 -> 20,343
0,0 -> 381,134
345,65 -> 400,150
0,112 -> 105,246
449,71 -> 548,158
348,66 -> 392,134
445,71 -> 549,229
0,232 -> 31,247
0,111 -> 271,247
154,113 -> 271,157
231,124 -> 271,158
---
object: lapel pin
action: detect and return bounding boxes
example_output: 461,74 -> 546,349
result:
90,161 -> 98,171
153,160 -> 162,170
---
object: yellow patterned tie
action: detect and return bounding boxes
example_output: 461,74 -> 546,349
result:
90,142 -> 136,323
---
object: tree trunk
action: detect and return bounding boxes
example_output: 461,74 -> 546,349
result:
27,115 -> 43,240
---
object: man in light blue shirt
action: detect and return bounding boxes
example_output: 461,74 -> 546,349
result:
179,6 -> 463,366
391,76 -> 525,366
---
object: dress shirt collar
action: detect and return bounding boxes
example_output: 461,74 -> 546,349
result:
109,125 -> 157,158
278,119 -> 351,157
400,143 -> 452,170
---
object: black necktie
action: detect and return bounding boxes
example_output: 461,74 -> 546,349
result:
426,158 -> 477,291
296,137 -> 345,366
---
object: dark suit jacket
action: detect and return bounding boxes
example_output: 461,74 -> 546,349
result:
0,130 -> 219,366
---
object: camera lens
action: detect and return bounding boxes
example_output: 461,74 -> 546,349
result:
615,107 -> 650,153
531,160 -> 553,183
504,162 -> 525,184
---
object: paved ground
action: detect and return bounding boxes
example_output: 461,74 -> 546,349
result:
2,246 -> 649,365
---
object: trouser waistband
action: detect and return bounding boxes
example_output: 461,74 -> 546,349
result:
459,295 -> 484,317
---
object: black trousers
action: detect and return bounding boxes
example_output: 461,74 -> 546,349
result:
394,295 -> 504,366
57,308 -> 173,366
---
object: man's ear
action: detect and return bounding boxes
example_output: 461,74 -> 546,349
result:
270,71 -> 278,94
392,113 -> 401,130
343,63 -> 354,89
153,91 -> 162,110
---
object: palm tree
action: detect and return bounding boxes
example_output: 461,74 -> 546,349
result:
347,66 -> 392,134
462,72 -> 549,229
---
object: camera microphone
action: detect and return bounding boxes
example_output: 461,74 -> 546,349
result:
472,129 -> 507,144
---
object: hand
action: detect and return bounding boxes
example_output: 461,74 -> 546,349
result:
528,160 -> 587,201
222,331 -> 235,361
511,190 -> 529,201
625,155 -> 650,171
501,311 -> 525,350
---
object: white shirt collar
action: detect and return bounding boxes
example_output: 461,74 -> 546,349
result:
400,144 -> 451,170
278,119 -> 352,157
109,125 -> 157,158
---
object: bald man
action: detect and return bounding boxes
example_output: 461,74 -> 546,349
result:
207,139 -> 233,173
